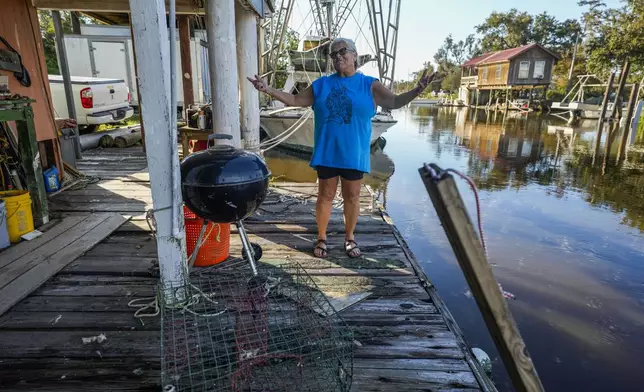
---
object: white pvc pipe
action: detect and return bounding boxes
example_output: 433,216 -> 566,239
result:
129,0 -> 187,302
206,0 -> 242,147
169,0 -> 180,237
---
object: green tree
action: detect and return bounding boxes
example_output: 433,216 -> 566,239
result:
431,34 -> 480,92
440,66 -> 462,92
475,9 -> 581,54
475,9 -> 533,52
38,11 -> 97,74
578,0 -> 644,77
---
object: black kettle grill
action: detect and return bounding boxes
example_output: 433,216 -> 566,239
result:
181,133 -> 271,274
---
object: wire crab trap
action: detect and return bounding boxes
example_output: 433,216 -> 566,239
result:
159,262 -> 353,392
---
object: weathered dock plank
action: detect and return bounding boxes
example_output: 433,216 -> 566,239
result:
0,147 -> 494,392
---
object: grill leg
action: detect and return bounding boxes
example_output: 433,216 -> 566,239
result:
236,220 -> 258,276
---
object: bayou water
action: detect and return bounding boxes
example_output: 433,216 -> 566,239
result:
266,106 -> 644,392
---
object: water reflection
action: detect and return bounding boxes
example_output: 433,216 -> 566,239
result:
265,106 -> 644,392
415,106 -> 644,231
263,139 -> 395,201
392,106 -> 644,392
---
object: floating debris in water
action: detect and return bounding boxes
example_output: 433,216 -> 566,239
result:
499,284 -> 516,300
472,347 -> 492,375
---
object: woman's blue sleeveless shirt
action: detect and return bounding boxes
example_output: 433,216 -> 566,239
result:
309,72 -> 378,173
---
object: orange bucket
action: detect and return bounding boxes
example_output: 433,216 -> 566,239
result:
184,206 -> 230,266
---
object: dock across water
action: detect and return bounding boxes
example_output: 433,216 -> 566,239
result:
0,147 -> 495,391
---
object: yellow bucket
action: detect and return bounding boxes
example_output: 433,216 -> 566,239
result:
0,190 -> 34,243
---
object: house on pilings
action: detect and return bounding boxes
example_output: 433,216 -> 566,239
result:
459,43 -> 560,110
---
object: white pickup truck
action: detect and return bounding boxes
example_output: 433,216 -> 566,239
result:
49,75 -> 134,130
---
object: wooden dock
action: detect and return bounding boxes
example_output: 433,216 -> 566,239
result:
0,147 -> 495,391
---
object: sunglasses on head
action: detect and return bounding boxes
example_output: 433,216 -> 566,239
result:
330,47 -> 352,59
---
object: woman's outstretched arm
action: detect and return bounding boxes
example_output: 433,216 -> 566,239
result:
372,70 -> 437,110
247,74 -> 314,107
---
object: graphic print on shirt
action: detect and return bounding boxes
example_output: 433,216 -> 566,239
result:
325,85 -> 352,124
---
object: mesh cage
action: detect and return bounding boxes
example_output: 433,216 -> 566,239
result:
160,262 -> 353,392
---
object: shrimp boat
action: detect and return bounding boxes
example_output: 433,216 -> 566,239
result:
259,0 -> 402,153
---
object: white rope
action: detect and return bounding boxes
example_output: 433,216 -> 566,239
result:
260,110 -> 313,151
245,108 -> 313,152
130,218 -> 225,324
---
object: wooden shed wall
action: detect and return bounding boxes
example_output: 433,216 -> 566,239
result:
477,62 -> 510,89
0,0 -> 58,142
507,47 -> 555,86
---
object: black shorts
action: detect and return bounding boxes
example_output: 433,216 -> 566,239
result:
316,166 -> 364,181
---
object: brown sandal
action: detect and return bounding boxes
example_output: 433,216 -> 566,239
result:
345,239 -> 361,258
313,239 -> 328,258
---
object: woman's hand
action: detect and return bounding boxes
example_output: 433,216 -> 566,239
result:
247,74 -> 314,107
415,69 -> 438,94
247,74 -> 269,93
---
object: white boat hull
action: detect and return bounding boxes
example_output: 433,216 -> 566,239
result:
259,110 -> 396,153
410,98 -> 440,105
550,101 -> 626,119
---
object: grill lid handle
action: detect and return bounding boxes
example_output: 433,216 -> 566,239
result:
208,133 -> 233,141
207,133 -> 235,152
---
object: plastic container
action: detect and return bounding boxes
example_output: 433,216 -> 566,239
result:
0,200 -> 10,249
184,206 -> 230,266
0,190 -> 34,243
43,166 -> 60,193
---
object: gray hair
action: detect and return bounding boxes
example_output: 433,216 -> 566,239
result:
330,37 -> 359,69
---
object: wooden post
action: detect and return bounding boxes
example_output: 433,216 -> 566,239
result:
527,87 -> 534,108
617,82 -> 640,163
505,87 -> 510,111
52,10 -> 82,159
487,90 -> 492,108
609,61 -> 630,120
71,12 -> 81,34
630,101 -> 644,145
604,61 -> 630,162
602,65 -> 628,167
593,71 -> 615,164
129,0 -> 187,299
129,22 -> 145,153
17,105 -> 49,226
236,2 -> 261,149
206,0 -> 241,147
257,19 -> 265,78
178,15 -> 194,116
419,164 -> 544,392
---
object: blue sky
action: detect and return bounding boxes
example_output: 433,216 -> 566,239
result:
288,0 -> 623,80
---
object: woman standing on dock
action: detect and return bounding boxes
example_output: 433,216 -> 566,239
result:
248,38 -> 435,258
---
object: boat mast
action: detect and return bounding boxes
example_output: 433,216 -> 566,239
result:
321,0 -> 335,73
260,0 -> 295,86
366,0 -> 402,91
